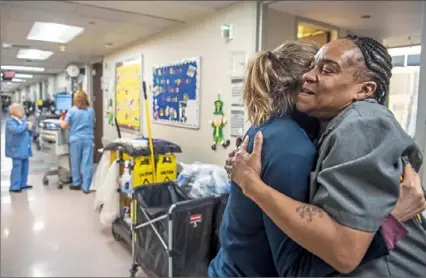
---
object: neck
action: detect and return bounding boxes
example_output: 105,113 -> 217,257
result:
319,121 -> 329,135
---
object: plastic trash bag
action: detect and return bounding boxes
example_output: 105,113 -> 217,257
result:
94,162 -> 120,228
90,150 -> 110,192
177,162 -> 230,199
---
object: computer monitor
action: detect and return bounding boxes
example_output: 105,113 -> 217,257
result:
55,93 -> 73,111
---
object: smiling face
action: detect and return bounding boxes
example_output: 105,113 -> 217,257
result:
296,39 -> 377,120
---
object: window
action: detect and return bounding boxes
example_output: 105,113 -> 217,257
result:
407,54 -> 421,66
391,55 -> 405,67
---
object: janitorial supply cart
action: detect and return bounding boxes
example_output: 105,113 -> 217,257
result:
104,81 -> 229,277
103,137 -> 182,248
131,181 -> 221,277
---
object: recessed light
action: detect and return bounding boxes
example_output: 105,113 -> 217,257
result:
1,65 -> 45,72
17,49 -> 53,60
2,43 -> 12,48
27,22 -> 84,44
361,15 -> 371,19
15,73 -> 33,79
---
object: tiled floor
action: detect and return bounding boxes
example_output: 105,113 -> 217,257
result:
1,117 -> 144,277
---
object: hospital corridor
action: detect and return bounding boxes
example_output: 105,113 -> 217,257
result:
0,117 -> 138,277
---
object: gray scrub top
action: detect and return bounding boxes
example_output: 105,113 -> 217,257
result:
310,98 -> 426,277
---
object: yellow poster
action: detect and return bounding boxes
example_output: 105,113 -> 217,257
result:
115,57 -> 141,130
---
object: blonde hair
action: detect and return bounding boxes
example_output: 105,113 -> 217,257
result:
8,103 -> 23,117
73,90 -> 90,109
243,41 -> 319,125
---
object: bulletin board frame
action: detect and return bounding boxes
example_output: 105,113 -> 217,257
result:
114,55 -> 143,132
152,57 -> 201,129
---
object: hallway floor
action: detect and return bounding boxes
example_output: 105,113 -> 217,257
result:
1,117 -> 144,277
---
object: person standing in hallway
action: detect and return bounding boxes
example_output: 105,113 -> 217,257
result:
5,103 -> 33,193
60,90 -> 95,194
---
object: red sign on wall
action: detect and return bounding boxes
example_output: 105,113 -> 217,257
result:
1,71 -> 15,81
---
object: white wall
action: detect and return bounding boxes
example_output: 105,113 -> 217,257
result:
29,83 -> 40,101
46,76 -> 57,99
103,1 -> 258,165
56,72 -> 72,93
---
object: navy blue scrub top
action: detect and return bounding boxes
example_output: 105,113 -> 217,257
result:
208,116 -> 388,277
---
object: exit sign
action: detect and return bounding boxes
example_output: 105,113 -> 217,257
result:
1,71 -> 15,81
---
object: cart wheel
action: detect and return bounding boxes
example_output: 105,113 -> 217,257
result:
57,184 -> 63,190
129,264 -> 138,277
36,145 -> 41,151
43,177 -> 49,186
112,228 -> 121,242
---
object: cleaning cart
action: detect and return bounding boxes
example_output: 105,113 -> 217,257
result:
104,137 -> 182,248
104,140 -> 227,277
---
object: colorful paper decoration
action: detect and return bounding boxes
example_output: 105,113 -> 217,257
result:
152,57 -> 201,129
115,56 -> 142,130
210,118 -> 230,151
209,94 -> 230,151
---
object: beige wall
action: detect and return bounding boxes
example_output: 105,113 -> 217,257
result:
264,8 -> 296,50
102,1 -> 258,165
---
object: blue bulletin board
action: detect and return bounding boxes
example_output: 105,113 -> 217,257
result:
152,57 -> 201,129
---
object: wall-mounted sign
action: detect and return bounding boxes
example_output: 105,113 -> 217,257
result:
1,71 -> 15,81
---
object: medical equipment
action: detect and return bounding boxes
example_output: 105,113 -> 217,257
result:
40,93 -> 73,189
40,119 -> 71,188
55,93 -> 73,111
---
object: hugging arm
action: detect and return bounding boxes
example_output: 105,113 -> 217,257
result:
257,128 -> 338,276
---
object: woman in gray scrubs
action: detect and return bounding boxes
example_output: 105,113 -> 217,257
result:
229,35 -> 426,277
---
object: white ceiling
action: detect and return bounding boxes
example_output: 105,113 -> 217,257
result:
0,0 -> 235,92
270,1 -> 423,46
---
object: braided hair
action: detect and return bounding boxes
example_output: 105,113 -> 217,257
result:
345,34 -> 393,105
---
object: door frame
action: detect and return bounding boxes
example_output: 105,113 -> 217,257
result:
92,62 -> 103,163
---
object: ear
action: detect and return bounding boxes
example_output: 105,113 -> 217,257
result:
356,81 -> 377,101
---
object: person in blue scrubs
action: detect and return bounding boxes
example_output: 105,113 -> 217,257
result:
5,103 -> 33,193
60,90 -> 95,194
209,41 -> 422,277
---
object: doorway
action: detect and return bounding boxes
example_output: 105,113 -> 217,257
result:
92,62 -> 103,163
297,21 -> 338,46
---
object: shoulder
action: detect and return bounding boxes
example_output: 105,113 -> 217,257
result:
248,117 -> 315,157
332,100 -> 407,140
68,106 -> 78,113
6,118 -> 17,125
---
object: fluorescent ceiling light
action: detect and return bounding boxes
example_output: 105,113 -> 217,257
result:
27,22 -> 84,44
14,73 -> 33,79
17,49 -> 53,60
12,78 -> 26,83
2,43 -> 12,48
1,65 -> 45,72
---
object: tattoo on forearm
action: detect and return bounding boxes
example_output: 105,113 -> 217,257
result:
296,204 -> 324,223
